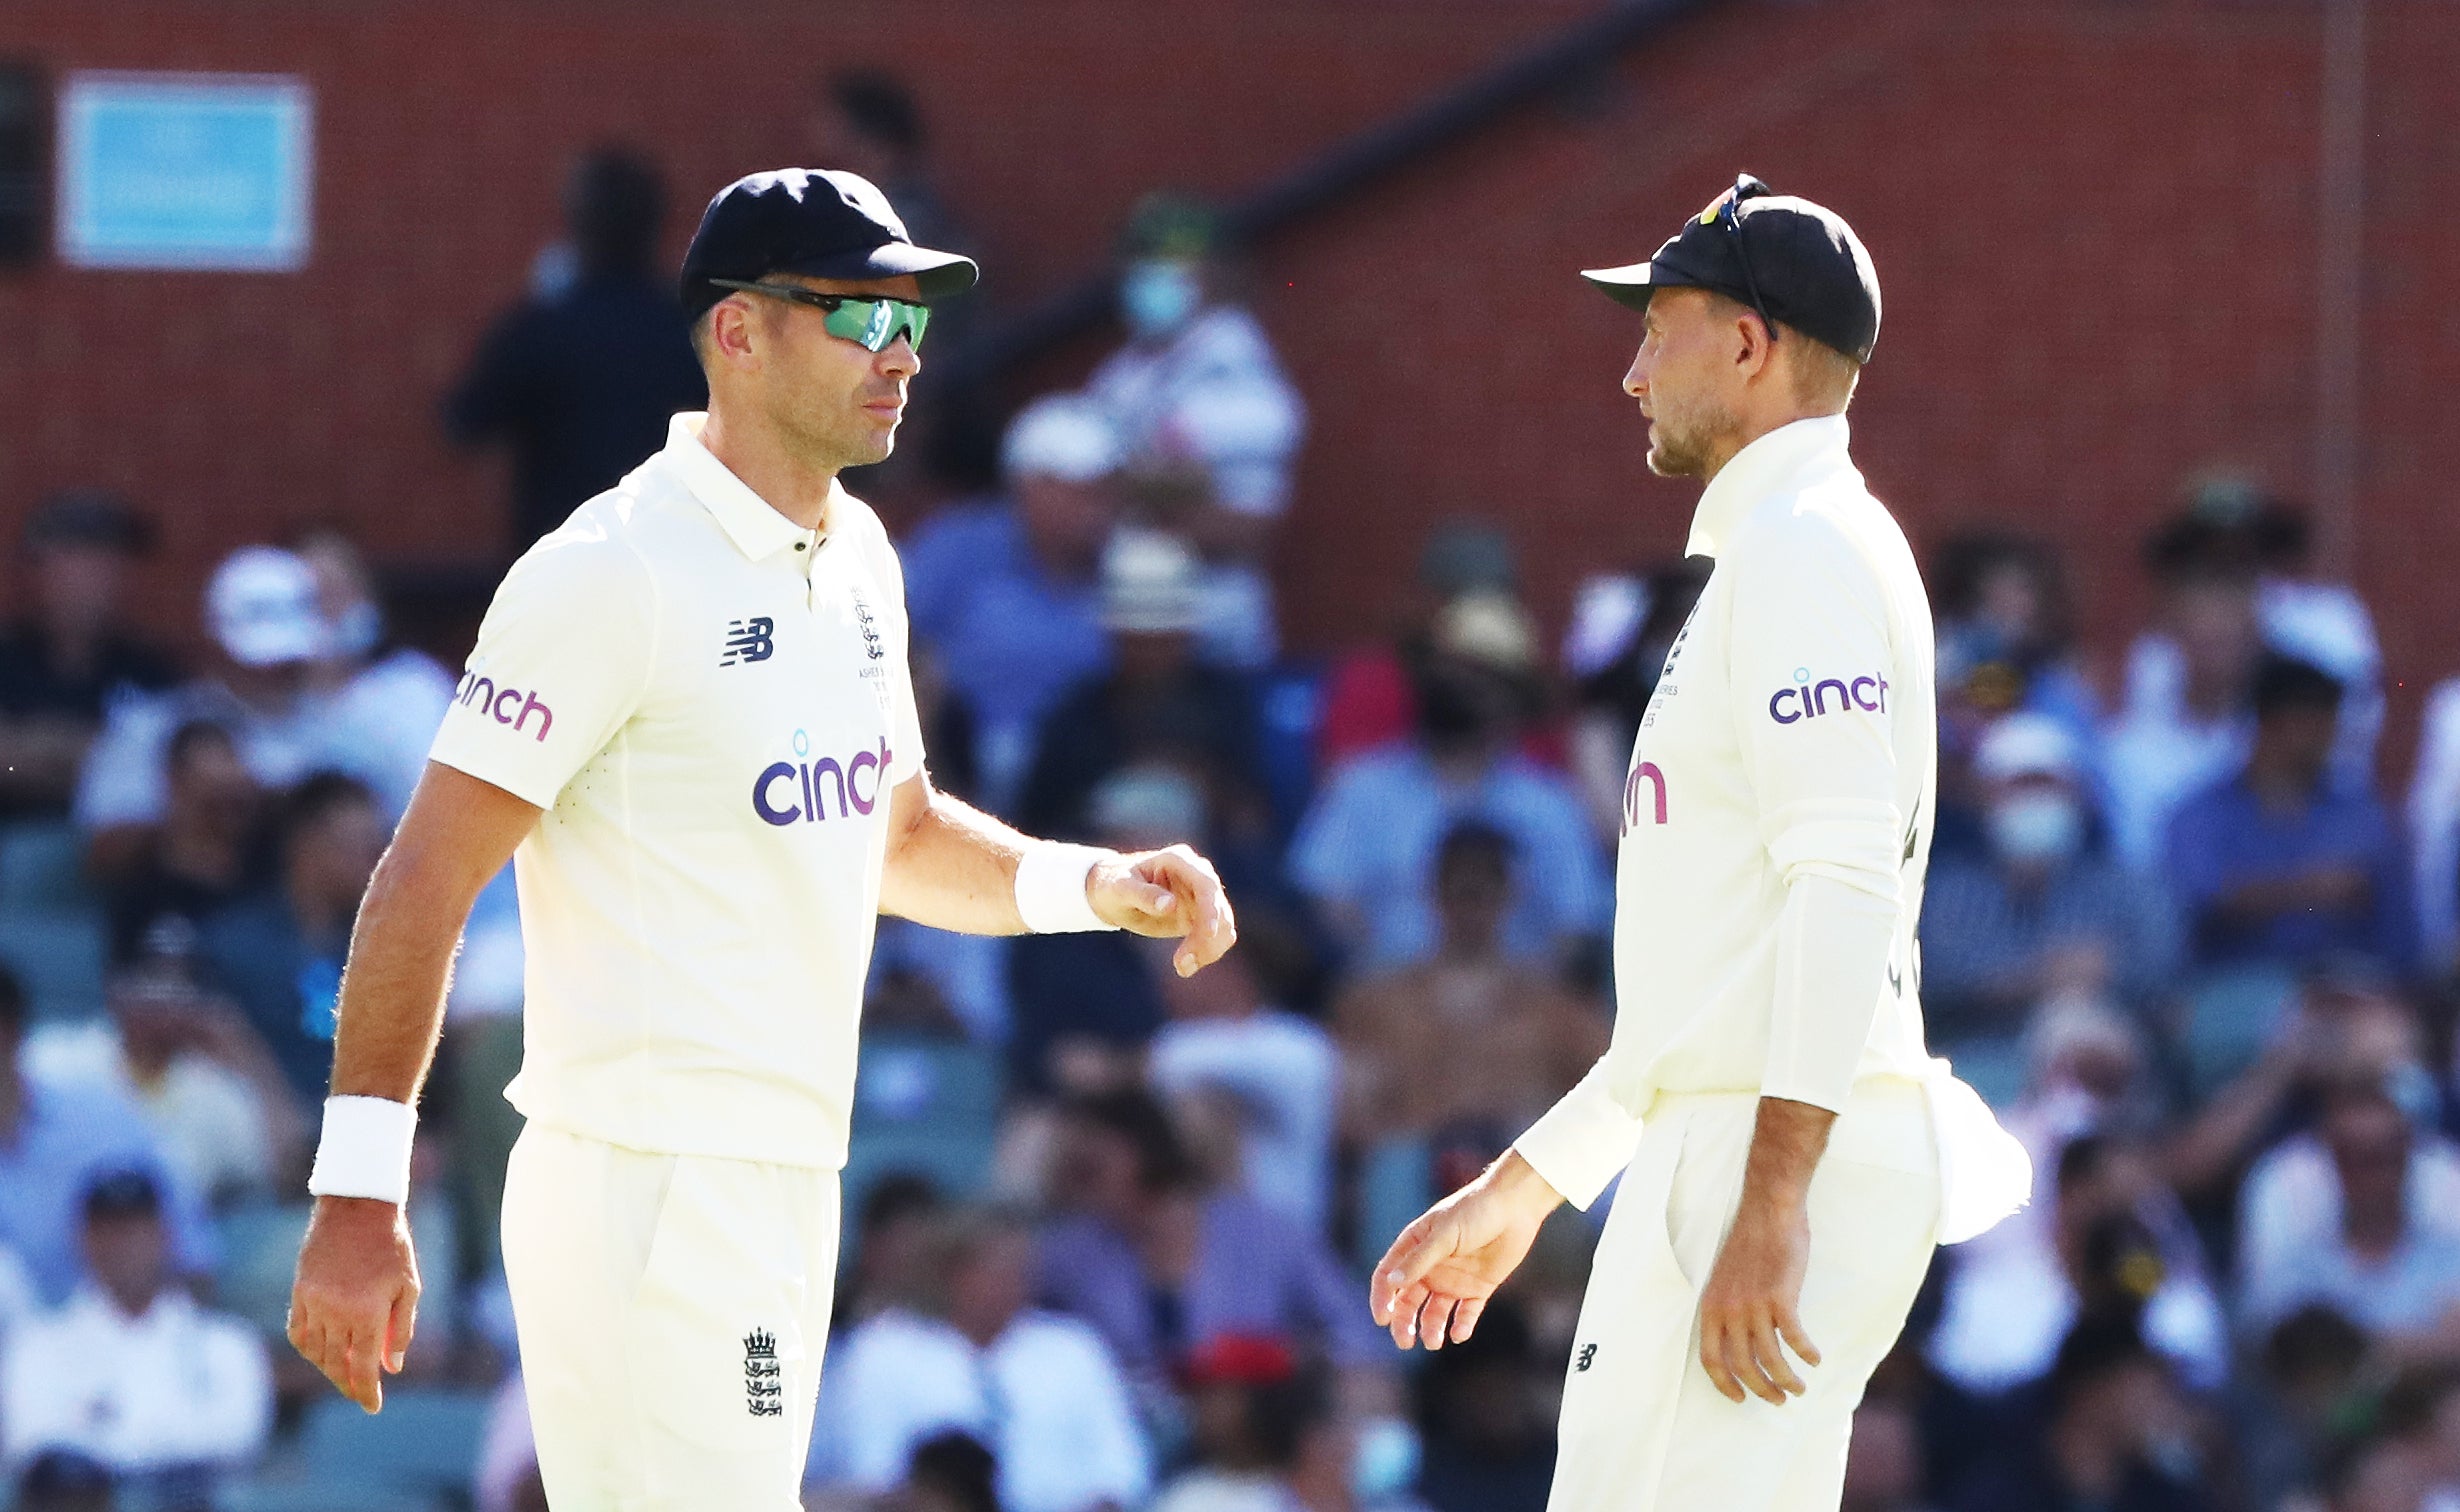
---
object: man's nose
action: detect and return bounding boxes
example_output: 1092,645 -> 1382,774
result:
879,336 -> 920,380
1623,351 -> 1648,399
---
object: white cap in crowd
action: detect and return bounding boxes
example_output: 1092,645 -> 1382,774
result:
1002,393 -> 1125,484
207,546 -> 330,668
1100,528 -> 1205,635
1973,712 -> 2082,785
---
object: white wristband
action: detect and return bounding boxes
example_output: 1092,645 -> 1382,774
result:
307,1095 -> 417,1205
1015,842 -> 1119,934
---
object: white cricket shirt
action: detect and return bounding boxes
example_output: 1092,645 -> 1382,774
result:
1516,417 -> 2020,1229
429,413 -> 925,1169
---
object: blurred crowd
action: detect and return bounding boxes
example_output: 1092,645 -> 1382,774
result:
7,72 -> 2460,1512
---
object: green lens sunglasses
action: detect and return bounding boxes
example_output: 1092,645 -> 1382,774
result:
705,278 -> 931,353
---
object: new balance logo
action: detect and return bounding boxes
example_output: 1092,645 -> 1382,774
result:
1575,1343 -> 1598,1373
744,1328 -> 784,1417
720,617 -> 776,667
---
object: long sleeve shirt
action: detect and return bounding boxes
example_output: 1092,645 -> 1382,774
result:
1514,417 -> 1993,1218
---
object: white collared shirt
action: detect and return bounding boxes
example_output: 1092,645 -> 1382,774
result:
0,1285 -> 271,1472
428,412 -> 926,1168
1514,417 -> 1952,1209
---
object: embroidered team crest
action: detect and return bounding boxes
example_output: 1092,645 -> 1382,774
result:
848,590 -> 885,662
743,1328 -> 784,1417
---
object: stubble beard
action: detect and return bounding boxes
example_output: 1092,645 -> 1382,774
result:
1644,395 -> 1740,480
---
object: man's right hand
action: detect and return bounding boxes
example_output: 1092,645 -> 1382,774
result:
1368,1149 -> 1563,1351
289,1195 -> 420,1412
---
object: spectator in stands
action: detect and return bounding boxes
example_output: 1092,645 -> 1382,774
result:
812,1206 -> 1150,1512
1920,714 -> 2182,1044
1036,1089 -> 1382,1393
0,491 -> 177,824
1087,195 -> 1305,669
2317,1432 -> 2437,1512
199,772 -> 387,1111
1932,529 -> 2101,749
1317,521 -> 1519,771
1333,822 -> 1605,1148
2239,1063 -> 2460,1343
2166,656 -> 2412,975
880,1431 -> 1003,1512
0,968 -> 210,1305
74,547 -> 393,877
1941,1313 -> 2216,1512
903,394 -> 1121,808
1148,942 -> 1337,1231
98,720 -> 260,967
808,72 -> 976,288
2103,539 -> 2263,869
1410,1299 -> 1555,1512
1840,1397 -> 1935,1512
11,1450 -> 114,1512
293,524 -> 456,816
1021,530 -> 1264,843
1150,1335 -> 1329,1512
443,145 -> 707,554
2241,1306 -> 2375,1512
1562,559 -> 1711,844
2410,677 -> 2460,978
0,1169 -> 269,1483
1291,592 -> 1608,972
837,1173 -> 946,1326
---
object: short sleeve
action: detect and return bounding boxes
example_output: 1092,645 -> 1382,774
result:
427,522 -> 658,810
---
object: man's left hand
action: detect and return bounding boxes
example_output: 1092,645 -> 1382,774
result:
1089,845 -> 1238,976
1697,1201 -> 1820,1405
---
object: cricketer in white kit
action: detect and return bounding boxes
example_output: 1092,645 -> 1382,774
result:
285,169 -> 1237,1512
1370,176 -> 2031,1512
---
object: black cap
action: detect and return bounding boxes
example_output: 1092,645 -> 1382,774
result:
81,1166 -> 162,1221
1582,174 -> 1881,364
680,168 -> 977,321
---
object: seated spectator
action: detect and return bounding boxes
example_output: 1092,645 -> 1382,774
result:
2316,1431 -> 2437,1512
812,1206 -> 1151,1512
0,967 -> 211,1304
1151,1336 -> 1330,1512
13,1450 -> 114,1512
2409,677 -> 2460,978
2240,1307 -> 2375,1512
1019,529 -> 1264,846
1333,822 -> 1606,1146
902,394 -> 1120,808
99,719 -> 263,965
1036,1089 -> 1383,1394
2239,1064 -> 2460,1343
294,524 -> 457,816
1921,715 -> 2181,1042
442,146 -> 707,554
31,955 -> 301,1209
200,772 -> 389,1111
1942,1313 -> 2216,1512
74,548 -> 392,877
1317,521 -> 1518,771
1932,528 -> 2102,748
2165,657 -> 2412,975
1088,195 -> 1305,669
1410,1299 -> 1556,1512
1149,945 -> 1338,1231
0,1169 -> 270,1482
885,1431 -> 1003,1512
1563,559 -> 1711,844
0,491 -> 177,823
2103,546 -> 2262,869
1290,593 -> 1608,972
837,1173 -> 947,1326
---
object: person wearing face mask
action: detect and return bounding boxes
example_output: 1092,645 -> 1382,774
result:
1084,196 -> 1305,669
293,526 -> 457,820
1919,714 -> 2183,1058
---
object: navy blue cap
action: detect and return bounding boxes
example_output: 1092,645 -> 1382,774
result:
680,168 -> 978,320
1583,175 -> 1881,364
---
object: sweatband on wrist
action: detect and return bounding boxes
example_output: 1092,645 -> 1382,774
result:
307,1095 -> 417,1205
1014,842 -> 1119,934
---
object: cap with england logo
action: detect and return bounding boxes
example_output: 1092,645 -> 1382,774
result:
1581,173 -> 1882,365
679,168 -> 979,321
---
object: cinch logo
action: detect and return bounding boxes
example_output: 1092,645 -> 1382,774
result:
752,730 -> 892,826
1767,667 -> 1889,725
454,672 -> 553,743
1620,761 -> 1668,835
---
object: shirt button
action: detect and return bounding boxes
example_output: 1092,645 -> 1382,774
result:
795,542 -> 807,552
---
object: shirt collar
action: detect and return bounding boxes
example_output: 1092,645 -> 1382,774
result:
1684,414 -> 1855,559
658,412 -> 828,563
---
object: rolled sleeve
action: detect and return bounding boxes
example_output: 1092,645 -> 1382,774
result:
427,521 -> 658,810
1727,516 -> 1905,1113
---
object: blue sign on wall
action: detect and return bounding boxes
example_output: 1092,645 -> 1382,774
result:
57,72 -> 313,271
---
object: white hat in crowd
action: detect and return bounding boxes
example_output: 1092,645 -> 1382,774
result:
207,546 -> 330,668
1002,393 -> 1124,484
1974,711 -> 2082,785
1100,528 -> 1205,635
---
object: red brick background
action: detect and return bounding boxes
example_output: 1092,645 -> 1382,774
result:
0,0 -> 2449,764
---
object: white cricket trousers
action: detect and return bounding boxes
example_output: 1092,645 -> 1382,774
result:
500,1125 -> 843,1511
1548,1077 -> 1941,1512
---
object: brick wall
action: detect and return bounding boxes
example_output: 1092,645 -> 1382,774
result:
0,0 -> 2449,764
